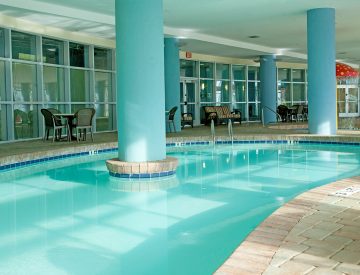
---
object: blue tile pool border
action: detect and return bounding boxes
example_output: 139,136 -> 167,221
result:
1,139 -> 360,172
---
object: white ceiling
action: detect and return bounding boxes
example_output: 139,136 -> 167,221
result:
0,0 -> 359,65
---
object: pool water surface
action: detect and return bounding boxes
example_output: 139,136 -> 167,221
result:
1,144 -> 360,274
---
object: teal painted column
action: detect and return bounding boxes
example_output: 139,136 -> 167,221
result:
307,8 -> 336,135
115,0 -> 166,162
260,55 -> 277,124
164,38 -> 181,132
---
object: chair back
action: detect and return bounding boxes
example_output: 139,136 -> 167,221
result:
297,105 -> 304,115
75,108 -> 95,127
41,108 -> 55,127
168,106 -> 178,121
47,108 -> 60,114
277,105 -> 288,117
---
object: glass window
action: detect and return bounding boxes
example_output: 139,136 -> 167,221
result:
0,104 -> 8,141
183,82 -> 196,103
349,102 -> 358,114
94,48 -> 112,70
200,62 -> 213,78
13,63 -> 37,102
216,63 -> 229,79
95,104 -> 113,131
14,104 -> 39,139
180,60 -> 197,77
231,103 -> 246,120
232,65 -> 246,80
69,42 -> 88,67
42,37 -> 64,65
292,69 -> 305,82
337,88 -> 346,113
278,68 -> 291,82
0,28 -> 5,57
248,82 -> 259,102
70,69 -> 90,102
215,80 -> 230,103
293,83 -> 306,101
277,82 -> 291,104
71,104 -> 88,113
95,72 -> 112,102
43,66 -> 65,102
12,31 -> 37,61
248,66 -> 259,81
0,61 -> 6,101
233,81 -> 246,102
248,102 -> 260,120
43,104 -> 67,113
200,80 -> 213,102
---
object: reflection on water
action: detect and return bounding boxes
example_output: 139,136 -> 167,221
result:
109,175 -> 179,192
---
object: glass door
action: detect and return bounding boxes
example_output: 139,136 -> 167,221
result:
180,79 -> 199,125
337,85 -> 359,117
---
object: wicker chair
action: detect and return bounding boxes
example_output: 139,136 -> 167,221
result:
72,108 -> 96,142
40,108 -> 69,142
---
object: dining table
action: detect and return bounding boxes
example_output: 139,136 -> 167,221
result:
53,113 -> 77,140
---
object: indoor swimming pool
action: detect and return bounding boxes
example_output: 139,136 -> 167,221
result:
1,143 -> 360,274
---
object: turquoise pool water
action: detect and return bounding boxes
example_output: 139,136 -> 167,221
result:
1,144 -> 360,274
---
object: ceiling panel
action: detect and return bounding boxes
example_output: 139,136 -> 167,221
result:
0,0 -> 359,65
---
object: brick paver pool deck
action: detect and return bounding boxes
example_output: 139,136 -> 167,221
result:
215,177 -> 360,275
1,123 -> 360,274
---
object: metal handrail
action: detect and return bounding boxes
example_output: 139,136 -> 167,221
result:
261,106 -> 282,126
211,119 -> 215,144
228,119 -> 233,145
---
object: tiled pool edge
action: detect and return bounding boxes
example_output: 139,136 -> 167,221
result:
0,142 -> 118,171
215,177 -> 360,275
2,135 -> 360,171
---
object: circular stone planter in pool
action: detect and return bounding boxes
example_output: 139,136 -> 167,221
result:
106,156 -> 178,178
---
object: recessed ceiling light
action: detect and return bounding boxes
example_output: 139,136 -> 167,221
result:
248,35 -> 260,39
338,52 -> 347,55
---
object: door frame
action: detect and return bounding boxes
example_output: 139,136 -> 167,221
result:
180,78 -> 200,126
337,84 -> 359,117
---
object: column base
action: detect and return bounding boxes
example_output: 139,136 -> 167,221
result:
106,157 -> 178,179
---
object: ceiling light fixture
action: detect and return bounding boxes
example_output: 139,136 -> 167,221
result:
248,35 -> 260,39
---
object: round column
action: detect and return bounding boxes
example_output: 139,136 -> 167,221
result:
307,8 -> 336,135
260,55 -> 277,124
107,0 -> 178,178
115,0 -> 166,162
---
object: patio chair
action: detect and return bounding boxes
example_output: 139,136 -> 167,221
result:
72,108 -> 95,142
40,108 -> 69,142
277,105 -> 289,122
291,105 -> 305,122
167,106 -> 178,132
